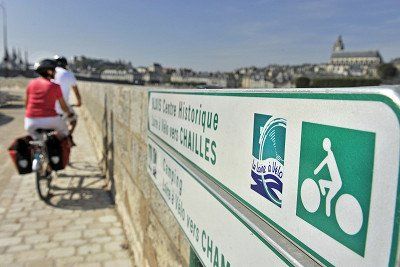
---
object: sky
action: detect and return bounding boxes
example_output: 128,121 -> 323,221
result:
1,0 -> 400,71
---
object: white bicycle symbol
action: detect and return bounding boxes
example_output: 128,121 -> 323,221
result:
300,138 -> 363,235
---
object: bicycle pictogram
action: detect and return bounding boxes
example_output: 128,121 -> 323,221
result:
300,138 -> 363,235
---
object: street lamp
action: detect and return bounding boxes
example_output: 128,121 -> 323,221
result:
0,2 -> 8,62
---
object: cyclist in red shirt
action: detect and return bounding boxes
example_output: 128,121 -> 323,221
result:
25,59 -> 73,139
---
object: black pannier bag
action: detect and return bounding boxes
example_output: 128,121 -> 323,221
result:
8,136 -> 33,174
46,134 -> 63,170
46,134 -> 71,171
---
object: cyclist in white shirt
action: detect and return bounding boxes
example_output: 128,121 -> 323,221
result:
53,56 -> 82,144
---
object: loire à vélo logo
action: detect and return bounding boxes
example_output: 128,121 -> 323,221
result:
250,114 -> 287,207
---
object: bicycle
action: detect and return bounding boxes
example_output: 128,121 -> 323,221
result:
300,171 -> 363,236
29,129 -> 56,201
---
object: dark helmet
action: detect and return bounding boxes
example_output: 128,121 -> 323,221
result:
33,59 -> 57,77
54,55 -> 68,68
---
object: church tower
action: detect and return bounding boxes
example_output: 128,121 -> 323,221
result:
333,35 -> 344,52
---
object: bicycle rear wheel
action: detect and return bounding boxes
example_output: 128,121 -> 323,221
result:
36,170 -> 52,201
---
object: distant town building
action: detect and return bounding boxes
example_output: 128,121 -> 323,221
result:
330,36 -> 383,66
170,69 -> 228,87
391,58 -> 400,71
143,63 -> 166,84
63,36 -> 392,88
100,69 -> 143,84
226,73 -> 241,88
333,35 -> 345,52
241,73 -> 274,88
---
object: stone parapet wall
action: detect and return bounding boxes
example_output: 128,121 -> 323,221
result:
0,77 -> 30,89
78,81 -> 190,267
0,77 -> 30,106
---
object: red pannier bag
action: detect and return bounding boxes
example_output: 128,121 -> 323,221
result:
8,135 -> 33,174
46,134 -> 71,171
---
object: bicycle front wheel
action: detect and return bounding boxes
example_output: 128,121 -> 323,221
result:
36,170 -> 52,201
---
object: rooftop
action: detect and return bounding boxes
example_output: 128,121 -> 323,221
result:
331,51 -> 381,59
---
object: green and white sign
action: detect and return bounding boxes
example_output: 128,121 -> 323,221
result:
297,122 -> 375,256
147,138 -> 289,267
148,88 -> 400,266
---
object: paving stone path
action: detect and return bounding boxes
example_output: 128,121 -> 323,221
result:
0,111 -> 133,267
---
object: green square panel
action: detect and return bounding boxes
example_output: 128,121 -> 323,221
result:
296,122 -> 375,256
